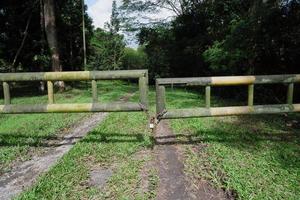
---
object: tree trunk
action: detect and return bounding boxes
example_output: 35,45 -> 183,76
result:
43,0 -> 64,90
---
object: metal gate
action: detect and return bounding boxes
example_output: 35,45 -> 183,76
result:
0,70 -> 148,114
156,74 -> 300,120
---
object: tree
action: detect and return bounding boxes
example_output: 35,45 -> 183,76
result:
0,0 -> 92,74
89,28 -> 125,71
43,0 -> 61,73
122,47 -> 148,70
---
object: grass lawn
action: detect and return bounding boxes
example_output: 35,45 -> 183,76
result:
0,81 -> 137,175
2,83 -> 299,199
16,90 -> 155,200
167,88 -> 300,200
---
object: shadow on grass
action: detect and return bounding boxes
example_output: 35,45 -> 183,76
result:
1,113 -> 299,172
0,132 -> 146,148
185,114 -> 300,170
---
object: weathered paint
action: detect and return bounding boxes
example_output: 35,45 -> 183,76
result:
157,74 -> 300,86
0,70 -> 149,114
205,86 -> 211,108
0,103 -> 143,114
248,84 -> 254,106
47,81 -> 54,104
156,84 -> 166,115
287,83 -> 294,105
3,82 -> 10,105
156,74 -> 300,119
161,104 -> 300,119
0,70 -> 148,82
139,77 -> 149,110
92,80 -> 98,103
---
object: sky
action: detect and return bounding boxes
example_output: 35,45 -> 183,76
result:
86,0 -> 174,47
86,0 -> 174,29
86,0 -> 118,29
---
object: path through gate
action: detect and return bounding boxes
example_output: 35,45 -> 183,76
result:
0,70 -> 148,114
156,74 -> 300,120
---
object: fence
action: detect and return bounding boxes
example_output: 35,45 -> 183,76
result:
0,70 -> 148,114
156,74 -> 300,120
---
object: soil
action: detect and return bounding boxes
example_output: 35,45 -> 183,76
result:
154,120 -> 234,200
0,112 -> 108,200
0,92 -> 137,200
0,91 -> 236,200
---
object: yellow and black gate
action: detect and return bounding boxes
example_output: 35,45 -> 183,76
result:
0,70 -> 148,114
1,71 -> 300,122
156,74 -> 300,120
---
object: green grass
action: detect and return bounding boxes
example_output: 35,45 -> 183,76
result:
0,81 -> 137,174
16,106 -> 153,200
166,88 -> 300,200
13,83 -> 156,200
4,84 -> 300,199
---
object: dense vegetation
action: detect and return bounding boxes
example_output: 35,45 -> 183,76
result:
2,0 -> 299,80
121,0 -> 300,79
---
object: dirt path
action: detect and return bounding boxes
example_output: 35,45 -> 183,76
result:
0,93 -> 136,200
154,121 -> 231,200
0,112 -> 108,200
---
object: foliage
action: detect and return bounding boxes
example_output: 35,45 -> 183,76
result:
122,47 -> 148,70
121,0 -> 300,80
88,28 -> 125,70
0,0 -> 93,72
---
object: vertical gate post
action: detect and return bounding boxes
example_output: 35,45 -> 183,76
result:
92,80 -> 98,103
156,83 -> 166,115
248,84 -> 254,106
205,85 -> 211,108
47,81 -> 54,104
287,83 -> 294,105
139,76 -> 149,110
3,82 -> 11,105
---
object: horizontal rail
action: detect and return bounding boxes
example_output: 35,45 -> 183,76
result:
161,104 -> 300,119
0,70 -> 148,82
157,74 -> 300,86
0,103 -> 143,114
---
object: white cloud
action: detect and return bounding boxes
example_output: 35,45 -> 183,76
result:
88,0 -> 117,28
87,0 -> 175,47
87,0 -> 174,29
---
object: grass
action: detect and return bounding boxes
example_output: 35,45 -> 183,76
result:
166,88 -> 300,200
2,83 -> 299,199
0,81 -> 137,174
10,83 -> 156,200
16,103 -> 154,200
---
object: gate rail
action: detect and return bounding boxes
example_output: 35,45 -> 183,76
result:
156,74 -> 300,119
0,70 -> 148,114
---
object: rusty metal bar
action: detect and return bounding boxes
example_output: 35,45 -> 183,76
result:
47,81 -> 54,104
287,83 -> 294,105
248,84 -> 254,106
0,102 -> 143,114
3,82 -> 11,105
92,80 -> 98,103
205,86 -> 211,108
161,104 -> 300,119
